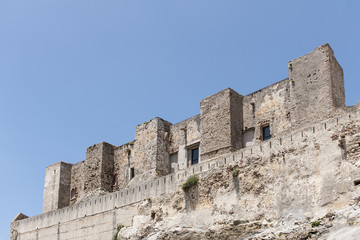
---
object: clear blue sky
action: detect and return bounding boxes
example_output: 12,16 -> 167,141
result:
1,0 -> 359,238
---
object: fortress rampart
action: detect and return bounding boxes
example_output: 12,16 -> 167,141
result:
11,110 -> 360,239
41,43 -> 346,212
11,44 -> 360,240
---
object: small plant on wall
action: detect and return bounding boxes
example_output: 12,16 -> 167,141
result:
126,148 -> 131,155
182,175 -> 199,192
232,169 -> 240,178
311,221 -> 321,228
290,78 -> 295,86
113,225 -> 124,240
156,170 -> 163,176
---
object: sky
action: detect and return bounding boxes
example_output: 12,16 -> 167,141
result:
1,0 -> 359,238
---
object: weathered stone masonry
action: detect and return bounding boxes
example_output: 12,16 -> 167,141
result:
11,44 -> 360,240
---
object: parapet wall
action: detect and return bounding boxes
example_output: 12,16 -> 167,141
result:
12,109 -> 360,239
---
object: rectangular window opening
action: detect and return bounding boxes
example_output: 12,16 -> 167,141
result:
262,125 -> 271,141
130,167 -> 135,180
191,148 -> 199,165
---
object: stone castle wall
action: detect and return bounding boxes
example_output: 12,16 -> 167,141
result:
11,43 -> 357,239
11,109 -> 360,239
41,44 -> 346,212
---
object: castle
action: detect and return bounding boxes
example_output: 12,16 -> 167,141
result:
11,44 -> 360,239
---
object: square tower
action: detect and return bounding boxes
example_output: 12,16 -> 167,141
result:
288,43 -> 345,127
200,88 -> 243,160
42,161 -> 72,212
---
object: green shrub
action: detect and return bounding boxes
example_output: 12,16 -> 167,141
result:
182,175 -> 199,192
311,221 -> 320,227
232,169 -> 240,177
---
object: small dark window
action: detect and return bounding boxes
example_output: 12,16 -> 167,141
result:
191,148 -> 199,165
262,125 -> 271,140
130,167 -> 135,179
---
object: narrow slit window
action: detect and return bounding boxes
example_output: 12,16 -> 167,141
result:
251,102 -> 255,116
130,167 -> 135,179
262,125 -> 271,141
